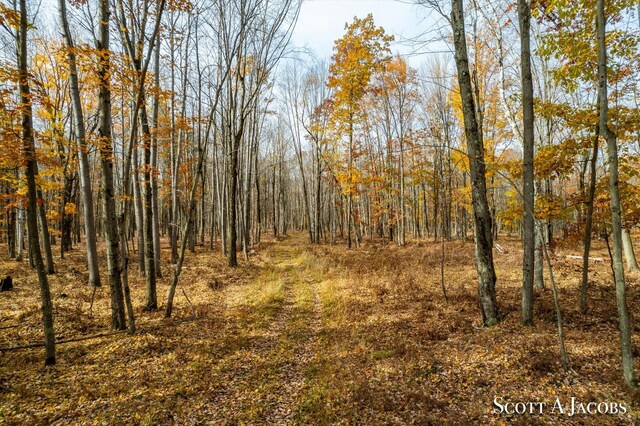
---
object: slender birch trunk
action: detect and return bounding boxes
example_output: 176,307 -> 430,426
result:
58,0 -> 100,287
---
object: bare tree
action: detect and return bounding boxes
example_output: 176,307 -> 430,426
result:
57,0 -> 101,288
218,0 -> 300,267
113,0 -> 166,309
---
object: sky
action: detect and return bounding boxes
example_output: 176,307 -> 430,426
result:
290,0 -> 450,66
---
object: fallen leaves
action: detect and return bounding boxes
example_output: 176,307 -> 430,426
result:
0,234 -> 639,424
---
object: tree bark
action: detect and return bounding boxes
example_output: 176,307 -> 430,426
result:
97,0 -> 127,330
113,0 -> 165,310
399,134 -> 406,246
580,128 -> 599,312
141,104 -> 157,310
18,0 -> 56,364
151,31 -> 162,278
37,192 -> 55,274
58,0 -> 101,287
228,130 -> 242,267
597,0 -> 637,389
451,0 -> 500,326
7,185 -> 16,258
169,23 -> 179,265
347,118 -> 354,249
132,142 -> 145,274
16,201 -> 24,262
534,221 -> 544,289
165,137 -> 208,316
519,0 -> 535,326
622,228 -> 639,272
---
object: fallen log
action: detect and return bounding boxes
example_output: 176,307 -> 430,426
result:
0,316 -> 203,352
563,255 -> 604,262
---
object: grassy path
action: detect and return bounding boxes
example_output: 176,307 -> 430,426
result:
208,235 -> 326,424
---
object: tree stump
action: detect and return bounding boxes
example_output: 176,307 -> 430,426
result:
0,276 -> 13,292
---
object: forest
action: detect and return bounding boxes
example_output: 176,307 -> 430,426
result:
1,0 -> 640,423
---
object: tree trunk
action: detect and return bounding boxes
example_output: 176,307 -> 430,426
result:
519,0 -> 535,326
597,0 -> 637,389
535,222 -> 544,289
315,150 -> 322,244
294,132 -> 313,244
165,137 -> 207,316
59,172 -> 75,256
58,0 -> 100,286
36,190 -> 55,274
16,201 -> 24,262
399,136 -> 406,246
169,22 -> 179,265
451,0 -> 500,326
228,133 -> 241,267
151,30 -> 162,278
132,141 -> 145,274
347,118 -> 353,249
580,128 -> 599,312
141,104 -> 157,310
113,0 -> 165,310
97,0 -> 127,330
538,222 -> 569,371
7,186 -> 16,258
18,0 -> 56,364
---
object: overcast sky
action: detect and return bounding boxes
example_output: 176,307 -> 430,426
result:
290,0 -> 449,66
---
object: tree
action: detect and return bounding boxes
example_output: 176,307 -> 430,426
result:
581,126 -> 599,313
282,63 -> 314,243
96,0 -> 128,330
327,14 -> 393,249
536,0 -> 640,313
450,0 -> 500,325
373,55 -> 419,246
597,0 -> 636,389
301,60 -> 332,244
17,0 -> 56,364
218,0 -> 300,267
518,0 -> 535,325
57,0 -> 101,288
114,0 -> 166,308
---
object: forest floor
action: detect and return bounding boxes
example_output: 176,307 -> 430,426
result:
1,232 -> 640,424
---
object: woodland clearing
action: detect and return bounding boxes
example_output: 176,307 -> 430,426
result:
3,0 -> 640,422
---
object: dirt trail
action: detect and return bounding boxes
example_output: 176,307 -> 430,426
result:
262,240 -> 324,423
210,235 -> 325,423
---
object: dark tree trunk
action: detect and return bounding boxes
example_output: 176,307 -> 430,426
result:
519,0 -> 535,325
450,0 -> 500,326
141,104 -> 157,310
580,128 -> 599,312
228,131 -> 242,267
597,0 -> 637,389
18,0 -> 56,364
97,0 -> 127,330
